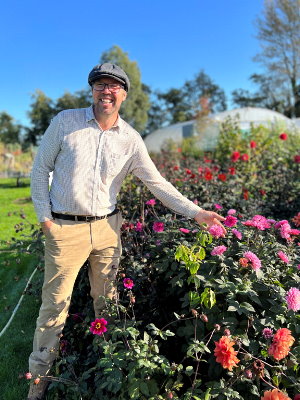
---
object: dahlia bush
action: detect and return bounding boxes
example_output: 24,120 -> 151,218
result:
20,124 -> 299,399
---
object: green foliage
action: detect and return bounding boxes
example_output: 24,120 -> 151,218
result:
24,90 -> 56,147
146,70 -> 226,132
100,45 -> 150,132
0,111 -> 22,144
55,90 -> 91,114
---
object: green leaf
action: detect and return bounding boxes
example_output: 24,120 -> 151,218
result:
200,288 -> 216,309
139,381 -> 149,396
189,291 -> 201,308
240,302 -> 256,312
204,388 -> 212,400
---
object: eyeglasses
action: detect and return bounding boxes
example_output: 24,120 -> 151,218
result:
92,83 -> 124,93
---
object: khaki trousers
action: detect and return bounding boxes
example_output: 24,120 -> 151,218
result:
29,212 -> 122,377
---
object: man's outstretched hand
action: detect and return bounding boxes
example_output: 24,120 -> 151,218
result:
194,209 -> 226,236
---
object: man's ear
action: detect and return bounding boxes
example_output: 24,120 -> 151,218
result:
122,91 -> 127,101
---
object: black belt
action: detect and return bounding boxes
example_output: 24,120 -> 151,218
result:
51,209 -> 119,222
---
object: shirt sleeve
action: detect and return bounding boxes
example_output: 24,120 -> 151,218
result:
130,135 -> 202,219
30,114 -> 63,222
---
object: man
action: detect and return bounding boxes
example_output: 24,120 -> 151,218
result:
28,63 -> 225,399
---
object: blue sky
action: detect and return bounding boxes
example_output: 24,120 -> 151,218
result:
0,0 -> 264,127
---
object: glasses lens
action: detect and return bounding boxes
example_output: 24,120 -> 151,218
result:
93,83 -> 123,92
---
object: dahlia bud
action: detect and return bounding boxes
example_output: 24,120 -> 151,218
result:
200,314 -> 208,323
25,372 -> 32,380
130,296 -> 136,304
223,328 -> 231,336
119,273 -> 126,278
191,309 -> 198,317
214,324 -> 221,331
244,369 -> 253,379
34,378 -> 41,385
168,392 -> 174,399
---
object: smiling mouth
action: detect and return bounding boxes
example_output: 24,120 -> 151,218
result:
100,98 -> 113,104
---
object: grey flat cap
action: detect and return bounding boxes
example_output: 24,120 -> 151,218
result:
88,63 -> 130,92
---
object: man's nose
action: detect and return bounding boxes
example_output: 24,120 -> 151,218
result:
102,84 -> 111,93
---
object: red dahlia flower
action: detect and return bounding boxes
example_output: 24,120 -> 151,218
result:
279,132 -> 288,140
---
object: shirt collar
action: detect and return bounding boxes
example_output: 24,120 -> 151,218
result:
85,105 -> 123,134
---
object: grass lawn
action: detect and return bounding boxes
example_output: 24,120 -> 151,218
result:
0,270 -> 43,399
0,178 -> 37,242
0,178 -> 43,399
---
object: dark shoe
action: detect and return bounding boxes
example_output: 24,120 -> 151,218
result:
27,378 -> 49,400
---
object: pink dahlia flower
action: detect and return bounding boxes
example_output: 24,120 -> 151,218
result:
135,221 -> 143,232
209,224 -> 224,238
179,228 -> 190,234
90,318 -> 108,335
153,221 -> 164,232
242,215 -> 271,230
277,251 -> 290,264
227,209 -> 236,215
123,278 -> 134,289
211,245 -> 227,256
262,328 -> 273,339
214,203 -> 223,210
290,229 -> 300,236
232,229 -> 242,240
224,215 -> 238,227
243,251 -> 262,271
146,198 -> 156,206
279,222 -> 292,240
286,287 -> 300,311
274,220 -> 289,229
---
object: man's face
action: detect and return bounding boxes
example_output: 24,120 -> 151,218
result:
92,77 -> 127,117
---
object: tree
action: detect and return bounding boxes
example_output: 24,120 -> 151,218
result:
24,90 -> 55,146
100,45 -> 150,132
231,73 -> 286,111
0,112 -> 22,144
254,0 -> 300,117
145,70 -> 226,133
184,70 -> 227,116
54,90 -> 91,114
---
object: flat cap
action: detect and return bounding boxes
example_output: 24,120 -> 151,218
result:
88,63 -> 130,92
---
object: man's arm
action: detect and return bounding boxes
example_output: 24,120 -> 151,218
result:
130,136 -> 226,234
30,114 -> 63,225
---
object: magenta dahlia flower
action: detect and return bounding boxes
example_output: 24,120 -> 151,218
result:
243,251 -> 262,271
153,221 -> 165,232
277,251 -> 290,264
224,215 -> 238,227
123,278 -> 134,289
90,318 -> 108,335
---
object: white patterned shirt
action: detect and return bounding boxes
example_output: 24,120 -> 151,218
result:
31,106 -> 201,222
